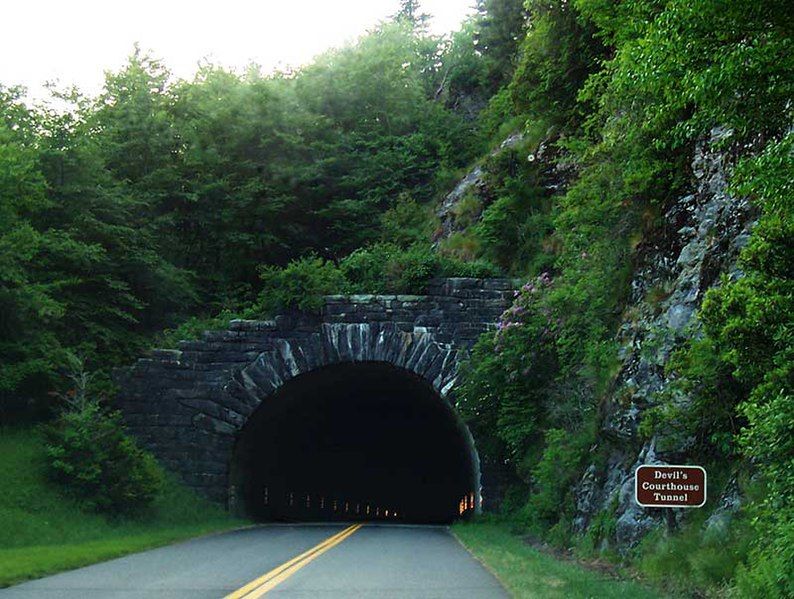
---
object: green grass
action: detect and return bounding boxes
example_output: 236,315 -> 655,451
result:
0,427 -> 245,587
453,520 -> 665,598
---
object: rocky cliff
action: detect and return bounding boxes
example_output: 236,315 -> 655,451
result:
443,126 -> 759,550
572,127 -> 756,549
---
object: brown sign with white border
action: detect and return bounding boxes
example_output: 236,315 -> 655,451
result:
635,465 -> 706,508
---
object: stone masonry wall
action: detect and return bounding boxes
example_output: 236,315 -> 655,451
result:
115,278 -> 514,506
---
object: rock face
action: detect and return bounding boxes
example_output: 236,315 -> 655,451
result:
115,278 -> 514,506
435,132 -> 576,241
573,127 -> 756,549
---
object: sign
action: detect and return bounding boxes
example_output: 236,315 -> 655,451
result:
635,465 -> 706,508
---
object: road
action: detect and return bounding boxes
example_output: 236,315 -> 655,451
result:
1,524 -> 508,598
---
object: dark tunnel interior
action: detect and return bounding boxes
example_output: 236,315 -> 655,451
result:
230,362 -> 478,524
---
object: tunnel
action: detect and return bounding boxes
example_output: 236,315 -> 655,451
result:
230,362 -> 479,524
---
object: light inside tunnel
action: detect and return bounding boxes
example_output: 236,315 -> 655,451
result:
230,362 -> 478,523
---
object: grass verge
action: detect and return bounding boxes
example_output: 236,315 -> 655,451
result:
0,427 -> 245,587
452,519 -> 665,598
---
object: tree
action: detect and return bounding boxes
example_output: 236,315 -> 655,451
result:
0,88 -> 94,417
475,0 -> 528,92
393,0 -> 430,31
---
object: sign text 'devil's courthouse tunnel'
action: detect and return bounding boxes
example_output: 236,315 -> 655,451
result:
635,465 -> 706,508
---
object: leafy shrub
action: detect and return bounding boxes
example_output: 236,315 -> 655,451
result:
698,134 -> 793,596
339,244 -> 397,293
341,243 -> 499,295
636,513 -> 753,595
463,129 -> 556,276
382,244 -> 439,293
251,246 -> 499,315
641,336 -> 745,457
478,87 -> 525,144
156,309 -> 251,347
256,256 -> 348,314
520,426 -> 593,533
340,243 -> 439,294
476,196 -> 554,274
510,0 -> 603,129
44,367 -> 163,515
380,194 -> 436,248
457,274 -> 559,463
436,253 -> 499,279
450,192 -> 483,229
438,230 -> 482,261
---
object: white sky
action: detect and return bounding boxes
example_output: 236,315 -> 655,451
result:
1,0 -> 476,102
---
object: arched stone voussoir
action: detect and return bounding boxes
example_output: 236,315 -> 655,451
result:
239,351 -> 287,397
403,334 -> 443,376
319,322 -> 377,365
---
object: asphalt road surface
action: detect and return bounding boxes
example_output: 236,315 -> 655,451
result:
1,524 -> 509,598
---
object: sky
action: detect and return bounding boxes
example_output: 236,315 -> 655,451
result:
1,0 -> 477,101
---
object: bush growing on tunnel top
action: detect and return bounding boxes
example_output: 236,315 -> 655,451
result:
256,256 -> 348,314
251,246 -> 499,315
155,309 -> 254,348
382,244 -> 441,293
342,243 -> 498,293
44,382 -> 163,515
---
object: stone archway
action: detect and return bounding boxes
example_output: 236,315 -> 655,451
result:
115,278 -> 514,515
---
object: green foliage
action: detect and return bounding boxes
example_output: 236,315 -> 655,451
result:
44,403 -> 163,515
379,194 -> 436,248
43,362 -> 162,515
155,309 -> 249,348
510,0 -> 604,129
635,133 -> 793,594
1,16 -> 499,414
252,246 -> 499,315
0,427 -> 239,586
293,22 -> 484,256
1,2 -> 791,593
340,242 -> 495,294
444,132 -> 557,275
450,192 -> 483,229
458,4 -> 792,596
1,70 -> 196,419
433,0 -> 527,119
438,230 -> 482,262
704,133 -> 793,597
578,0 -> 793,147
457,274 -> 558,464
641,336 -> 745,457
256,256 -> 348,315
476,193 -> 553,274
0,103 -> 67,403
636,514 -> 753,595
520,427 -> 593,533
379,244 -> 439,293
477,87 -> 525,144
473,0 -> 528,93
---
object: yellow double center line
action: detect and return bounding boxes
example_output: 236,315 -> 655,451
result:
225,524 -> 364,598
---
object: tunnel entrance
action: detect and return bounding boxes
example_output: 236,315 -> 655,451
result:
230,362 -> 478,523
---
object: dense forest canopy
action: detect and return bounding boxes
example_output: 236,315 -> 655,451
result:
1,0 -> 791,594
0,9 -> 502,414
